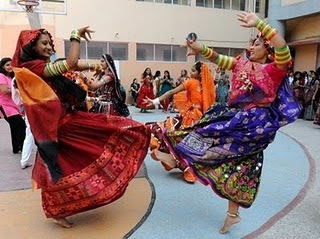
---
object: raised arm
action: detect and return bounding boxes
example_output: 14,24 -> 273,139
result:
237,12 -> 291,70
184,37 -> 237,71
85,74 -> 113,90
42,27 -> 95,78
143,83 -> 185,107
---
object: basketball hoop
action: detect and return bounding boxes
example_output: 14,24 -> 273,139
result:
17,0 -> 40,13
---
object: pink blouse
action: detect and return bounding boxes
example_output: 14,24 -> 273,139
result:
0,73 -> 20,118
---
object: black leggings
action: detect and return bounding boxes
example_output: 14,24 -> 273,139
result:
0,107 -> 26,153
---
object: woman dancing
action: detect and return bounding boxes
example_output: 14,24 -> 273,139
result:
11,27 -> 150,228
136,67 -> 155,113
150,12 -> 301,234
145,61 -> 215,183
86,53 -> 130,117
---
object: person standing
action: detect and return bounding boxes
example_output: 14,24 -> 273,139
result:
303,71 -> 319,120
175,69 -> 189,87
158,70 -> 174,113
0,57 -> 26,154
136,68 -> 154,113
11,78 -> 34,169
130,78 -> 140,105
216,68 -> 230,105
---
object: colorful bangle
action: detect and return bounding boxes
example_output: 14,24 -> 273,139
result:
275,45 -> 291,65
255,19 -> 278,41
201,45 -> 213,59
215,54 -> 236,71
89,63 -> 101,72
45,60 -> 70,77
70,29 -> 81,43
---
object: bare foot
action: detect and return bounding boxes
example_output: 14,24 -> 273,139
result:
53,218 -> 73,228
219,213 -> 241,234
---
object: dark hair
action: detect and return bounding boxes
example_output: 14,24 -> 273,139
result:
293,71 -> 301,79
0,57 -> 14,78
194,61 -> 202,73
154,70 -> 161,78
181,69 -> 188,76
164,70 -> 171,79
101,54 -> 130,117
20,30 -> 54,63
253,37 -> 274,63
132,78 -> 137,83
102,54 -> 119,81
310,71 -> 319,84
142,68 -> 152,79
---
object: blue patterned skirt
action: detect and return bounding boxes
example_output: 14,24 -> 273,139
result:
170,78 -> 301,207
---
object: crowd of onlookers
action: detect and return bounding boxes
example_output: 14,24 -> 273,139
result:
129,66 -> 320,126
129,68 -> 190,113
129,67 -> 231,113
288,68 -> 320,125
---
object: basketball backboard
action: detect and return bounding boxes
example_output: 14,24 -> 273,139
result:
0,0 -> 67,15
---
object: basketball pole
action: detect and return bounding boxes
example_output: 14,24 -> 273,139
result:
26,12 -> 41,29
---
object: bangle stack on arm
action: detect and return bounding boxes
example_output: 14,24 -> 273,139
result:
275,45 -> 292,65
215,54 -> 237,71
45,60 -> 70,77
201,45 -> 214,59
255,19 -> 278,41
70,29 -> 81,43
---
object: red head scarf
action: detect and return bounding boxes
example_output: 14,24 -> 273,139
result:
11,29 -> 55,67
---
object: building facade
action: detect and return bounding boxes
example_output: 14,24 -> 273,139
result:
268,0 -> 320,71
1,0 -> 266,92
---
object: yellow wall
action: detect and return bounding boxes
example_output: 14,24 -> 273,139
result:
285,14 -> 320,71
286,15 -> 320,42
294,44 -> 318,71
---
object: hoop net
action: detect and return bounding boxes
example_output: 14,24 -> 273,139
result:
17,0 -> 40,13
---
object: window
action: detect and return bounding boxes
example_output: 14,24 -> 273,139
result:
64,41 -> 128,60
172,45 -> 187,61
230,48 -> 244,57
87,42 -> 107,59
137,44 -> 187,62
110,43 -> 128,61
214,0 -> 231,9
64,40 -> 87,59
154,0 -> 191,5
255,0 -> 260,13
196,0 -> 213,8
231,0 -> 246,10
137,44 -> 154,61
173,0 -> 190,4
155,44 -> 172,61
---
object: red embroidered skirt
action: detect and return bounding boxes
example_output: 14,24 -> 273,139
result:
32,111 -> 150,218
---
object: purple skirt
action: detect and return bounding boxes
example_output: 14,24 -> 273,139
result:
172,77 -> 301,207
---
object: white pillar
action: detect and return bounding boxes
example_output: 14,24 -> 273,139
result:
27,12 -> 41,29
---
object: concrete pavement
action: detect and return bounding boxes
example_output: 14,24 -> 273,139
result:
0,106 -> 319,239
